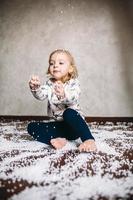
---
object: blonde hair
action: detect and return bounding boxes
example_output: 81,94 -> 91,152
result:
47,49 -> 78,83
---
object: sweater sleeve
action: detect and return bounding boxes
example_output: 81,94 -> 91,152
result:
30,83 -> 49,101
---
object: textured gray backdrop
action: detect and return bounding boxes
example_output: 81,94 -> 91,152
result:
0,0 -> 133,116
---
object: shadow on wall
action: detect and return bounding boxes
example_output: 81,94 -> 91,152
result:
110,0 -> 133,113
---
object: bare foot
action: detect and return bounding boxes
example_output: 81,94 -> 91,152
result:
50,137 -> 67,149
78,139 -> 97,152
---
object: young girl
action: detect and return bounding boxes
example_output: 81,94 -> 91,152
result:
28,49 -> 97,152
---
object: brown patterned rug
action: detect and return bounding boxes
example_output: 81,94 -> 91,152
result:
0,120 -> 133,200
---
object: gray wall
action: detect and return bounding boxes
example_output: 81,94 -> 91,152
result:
0,0 -> 133,116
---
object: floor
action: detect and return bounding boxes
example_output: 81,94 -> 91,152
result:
0,119 -> 133,200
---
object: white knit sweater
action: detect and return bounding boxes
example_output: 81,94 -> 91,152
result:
31,78 -> 83,121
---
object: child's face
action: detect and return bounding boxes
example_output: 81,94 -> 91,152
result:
49,52 -> 71,81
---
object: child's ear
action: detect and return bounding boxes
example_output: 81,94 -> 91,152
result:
69,66 -> 73,73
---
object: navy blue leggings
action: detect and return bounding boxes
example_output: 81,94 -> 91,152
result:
27,108 -> 94,145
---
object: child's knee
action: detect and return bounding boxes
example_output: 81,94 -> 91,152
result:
63,108 -> 72,120
63,108 -> 77,120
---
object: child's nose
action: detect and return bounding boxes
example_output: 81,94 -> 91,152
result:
54,63 -> 59,68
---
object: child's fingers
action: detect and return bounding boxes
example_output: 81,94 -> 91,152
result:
31,75 -> 36,80
29,75 -> 41,90
54,83 -> 64,91
29,75 -> 35,84
34,75 -> 39,81
54,86 -> 60,93
53,89 -> 59,96
29,83 -> 34,89
30,75 -> 41,84
30,75 -> 40,81
55,81 -> 62,86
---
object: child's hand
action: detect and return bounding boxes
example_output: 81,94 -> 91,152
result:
29,75 -> 41,90
54,81 -> 65,99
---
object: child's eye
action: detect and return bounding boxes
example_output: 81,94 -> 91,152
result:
50,63 -> 54,66
59,62 -> 64,65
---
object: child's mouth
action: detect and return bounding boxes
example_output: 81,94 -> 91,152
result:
53,70 -> 60,73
